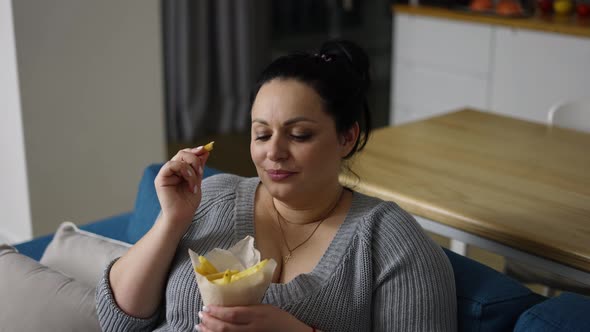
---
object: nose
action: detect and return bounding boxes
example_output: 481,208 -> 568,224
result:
267,135 -> 289,162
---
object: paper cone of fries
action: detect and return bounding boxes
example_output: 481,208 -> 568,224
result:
189,236 -> 277,306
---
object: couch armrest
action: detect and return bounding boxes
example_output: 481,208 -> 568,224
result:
12,212 -> 132,261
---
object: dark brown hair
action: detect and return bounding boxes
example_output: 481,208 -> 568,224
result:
250,39 -> 372,159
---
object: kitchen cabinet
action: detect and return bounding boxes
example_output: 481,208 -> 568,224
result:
392,14 -> 493,124
393,62 -> 490,124
491,27 -> 590,122
392,11 -> 590,125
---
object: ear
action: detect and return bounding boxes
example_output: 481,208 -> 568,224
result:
339,122 -> 360,158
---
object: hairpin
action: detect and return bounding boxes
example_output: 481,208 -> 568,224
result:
314,53 -> 333,62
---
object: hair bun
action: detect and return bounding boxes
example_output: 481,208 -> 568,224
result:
319,39 -> 370,91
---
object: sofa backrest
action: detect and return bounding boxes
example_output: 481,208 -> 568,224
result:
128,164 -> 546,331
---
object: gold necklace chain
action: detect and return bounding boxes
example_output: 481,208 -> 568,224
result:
278,193 -> 340,225
272,188 -> 343,264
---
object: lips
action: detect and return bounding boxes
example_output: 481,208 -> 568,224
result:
266,169 -> 296,181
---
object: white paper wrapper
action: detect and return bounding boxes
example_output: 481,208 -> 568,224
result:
189,236 -> 277,306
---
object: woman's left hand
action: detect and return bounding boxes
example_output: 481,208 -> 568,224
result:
196,304 -> 312,332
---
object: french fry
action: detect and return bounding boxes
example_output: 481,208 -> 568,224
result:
203,141 -> 215,152
230,259 -> 269,282
205,270 -> 239,282
195,256 -> 218,276
211,269 -> 234,285
195,255 -> 269,285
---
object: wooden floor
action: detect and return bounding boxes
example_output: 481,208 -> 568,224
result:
168,133 -> 549,296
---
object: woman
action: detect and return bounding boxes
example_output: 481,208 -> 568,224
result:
97,40 -> 457,331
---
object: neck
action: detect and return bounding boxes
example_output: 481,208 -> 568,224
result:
271,185 -> 344,225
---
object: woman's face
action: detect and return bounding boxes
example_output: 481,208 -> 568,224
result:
250,79 -> 355,202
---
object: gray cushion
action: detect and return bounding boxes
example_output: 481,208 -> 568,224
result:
0,244 -> 101,332
40,221 -> 131,287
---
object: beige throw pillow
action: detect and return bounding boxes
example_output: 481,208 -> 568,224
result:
40,221 -> 131,287
0,244 -> 101,332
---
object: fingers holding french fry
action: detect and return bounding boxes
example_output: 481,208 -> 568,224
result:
154,141 -> 215,227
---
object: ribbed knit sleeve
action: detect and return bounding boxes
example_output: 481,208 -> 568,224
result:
95,258 -> 162,331
368,202 -> 457,331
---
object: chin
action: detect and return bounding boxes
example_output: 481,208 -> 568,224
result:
259,175 -> 298,198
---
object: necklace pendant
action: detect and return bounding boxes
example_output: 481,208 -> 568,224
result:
284,253 -> 292,264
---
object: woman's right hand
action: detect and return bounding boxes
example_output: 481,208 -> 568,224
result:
155,146 -> 210,228
108,145 -> 210,320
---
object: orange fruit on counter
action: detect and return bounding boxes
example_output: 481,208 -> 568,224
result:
496,0 -> 524,15
470,0 -> 494,11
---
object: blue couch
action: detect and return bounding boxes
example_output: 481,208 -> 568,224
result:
14,164 -> 590,331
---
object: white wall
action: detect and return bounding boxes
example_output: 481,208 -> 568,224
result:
6,0 -> 166,238
0,0 -> 32,243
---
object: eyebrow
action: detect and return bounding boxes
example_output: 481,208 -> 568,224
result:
251,116 -> 317,126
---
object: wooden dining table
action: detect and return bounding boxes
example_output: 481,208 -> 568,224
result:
340,108 -> 590,284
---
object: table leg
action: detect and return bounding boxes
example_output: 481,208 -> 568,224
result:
450,239 -> 468,256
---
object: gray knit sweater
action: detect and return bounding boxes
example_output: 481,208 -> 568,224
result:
96,174 -> 457,331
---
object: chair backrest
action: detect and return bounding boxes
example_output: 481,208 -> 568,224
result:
547,100 -> 590,133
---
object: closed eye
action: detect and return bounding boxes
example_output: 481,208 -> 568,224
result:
254,135 -> 271,141
291,134 -> 312,141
